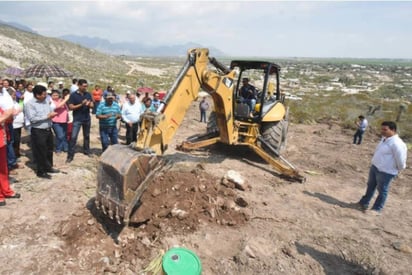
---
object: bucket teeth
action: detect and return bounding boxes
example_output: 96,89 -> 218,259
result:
102,204 -> 107,215
116,210 -> 122,224
115,207 -> 121,224
95,199 -> 100,209
108,209 -> 114,220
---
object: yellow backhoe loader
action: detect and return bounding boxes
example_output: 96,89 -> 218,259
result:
96,48 -> 305,225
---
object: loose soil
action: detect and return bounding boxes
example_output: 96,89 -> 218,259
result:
0,101 -> 411,274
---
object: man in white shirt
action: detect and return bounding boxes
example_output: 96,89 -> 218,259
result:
23,83 -> 34,134
121,93 -> 143,145
358,121 -> 407,214
353,115 -> 368,145
70,78 -> 78,94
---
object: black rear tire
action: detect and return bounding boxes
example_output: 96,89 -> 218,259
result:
260,119 -> 288,156
207,111 -> 219,134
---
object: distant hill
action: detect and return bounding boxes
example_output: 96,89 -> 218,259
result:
59,34 -> 226,57
0,20 -> 38,34
0,24 -> 129,82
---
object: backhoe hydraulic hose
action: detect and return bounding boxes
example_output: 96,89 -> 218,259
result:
209,57 -> 231,74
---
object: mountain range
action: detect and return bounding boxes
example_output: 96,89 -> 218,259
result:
0,20 -> 225,57
59,34 -> 225,57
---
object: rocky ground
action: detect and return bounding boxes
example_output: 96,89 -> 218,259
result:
0,101 -> 411,275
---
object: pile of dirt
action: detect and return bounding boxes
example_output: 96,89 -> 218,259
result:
132,165 -> 249,232
56,165 -> 249,271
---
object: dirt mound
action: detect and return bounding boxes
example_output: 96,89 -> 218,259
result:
56,166 -> 249,271
133,166 -> 249,231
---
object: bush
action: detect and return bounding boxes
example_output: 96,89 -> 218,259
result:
288,93 -> 412,142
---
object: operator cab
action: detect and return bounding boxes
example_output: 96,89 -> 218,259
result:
230,60 -> 282,122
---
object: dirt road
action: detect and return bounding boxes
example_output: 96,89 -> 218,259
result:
1,101 -> 411,274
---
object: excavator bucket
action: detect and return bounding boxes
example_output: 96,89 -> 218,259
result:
95,144 -> 165,225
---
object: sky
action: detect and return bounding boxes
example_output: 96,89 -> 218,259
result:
1,1 -> 412,59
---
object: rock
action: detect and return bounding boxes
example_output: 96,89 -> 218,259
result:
392,242 -> 412,253
233,254 -> 247,265
87,219 -> 95,225
100,256 -> 110,265
207,207 -> 216,218
171,207 -> 188,220
244,245 -> 256,258
215,196 -> 225,207
281,247 -> 295,258
235,197 -> 248,207
196,163 -> 206,170
224,170 -> 246,191
221,178 -> 235,189
72,210 -> 83,217
227,220 -> 237,226
224,199 -> 236,210
61,223 -> 71,236
104,265 -> 118,273
199,184 -> 207,192
141,237 -> 151,247
151,188 -> 162,197
158,208 -> 170,218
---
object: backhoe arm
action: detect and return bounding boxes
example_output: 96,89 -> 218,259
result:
134,48 -> 237,154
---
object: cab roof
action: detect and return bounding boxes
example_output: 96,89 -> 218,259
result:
230,60 -> 281,75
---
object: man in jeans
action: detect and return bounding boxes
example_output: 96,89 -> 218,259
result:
239,78 -> 257,117
96,92 -> 121,152
353,115 -> 368,145
199,97 -> 209,123
358,121 -> 407,215
66,79 -> 93,163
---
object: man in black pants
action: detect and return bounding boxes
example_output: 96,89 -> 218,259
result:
121,93 -> 142,145
24,85 -> 59,179
66,79 -> 93,163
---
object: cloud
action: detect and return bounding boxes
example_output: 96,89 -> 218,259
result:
0,1 -> 412,58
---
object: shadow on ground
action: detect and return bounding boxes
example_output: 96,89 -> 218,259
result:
86,198 -> 125,243
295,242 -> 374,275
303,191 -> 362,210
86,198 -> 148,243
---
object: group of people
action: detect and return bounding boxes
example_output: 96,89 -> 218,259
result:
0,76 -> 166,206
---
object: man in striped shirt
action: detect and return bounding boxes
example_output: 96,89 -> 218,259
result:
96,92 -> 121,152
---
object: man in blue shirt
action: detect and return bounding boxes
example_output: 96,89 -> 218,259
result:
24,85 -> 59,179
66,79 -> 93,163
239,78 -> 257,116
96,92 -> 121,152
151,92 -> 161,111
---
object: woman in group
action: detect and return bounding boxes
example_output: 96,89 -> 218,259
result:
50,90 -> 70,153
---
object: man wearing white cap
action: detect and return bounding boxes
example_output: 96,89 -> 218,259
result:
57,81 -> 64,94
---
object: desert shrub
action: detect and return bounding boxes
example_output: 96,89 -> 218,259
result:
288,93 -> 412,142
